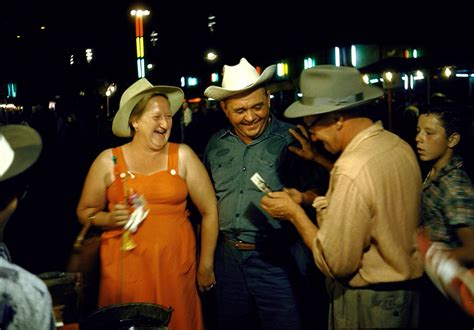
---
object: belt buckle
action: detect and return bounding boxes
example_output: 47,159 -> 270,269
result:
234,240 -> 255,250
234,240 -> 245,249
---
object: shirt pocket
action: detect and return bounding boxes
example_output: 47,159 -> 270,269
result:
210,156 -> 235,193
256,157 -> 282,191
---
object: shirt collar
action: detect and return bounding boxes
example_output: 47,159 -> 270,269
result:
343,120 -> 383,154
434,154 -> 464,180
215,113 -> 288,142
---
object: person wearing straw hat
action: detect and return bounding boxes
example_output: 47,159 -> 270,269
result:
76,78 -> 218,330
0,125 -> 56,329
203,58 -> 327,330
261,65 -> 424,328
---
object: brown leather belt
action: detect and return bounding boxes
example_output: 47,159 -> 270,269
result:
224,238 -> 257,250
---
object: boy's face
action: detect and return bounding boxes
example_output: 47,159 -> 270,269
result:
416,113 -> 449,162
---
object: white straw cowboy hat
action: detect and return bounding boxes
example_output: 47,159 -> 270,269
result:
112,78 -> 184,137
0,125 -> 42,182
204,58 -> 276,101
284,65 -> 383,118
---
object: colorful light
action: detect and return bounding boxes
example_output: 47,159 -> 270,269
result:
131,9 -> 150,78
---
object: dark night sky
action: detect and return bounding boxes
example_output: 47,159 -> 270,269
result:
1,0 -> 473,103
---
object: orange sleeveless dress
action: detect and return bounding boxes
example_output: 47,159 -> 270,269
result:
98,143 -> 204,330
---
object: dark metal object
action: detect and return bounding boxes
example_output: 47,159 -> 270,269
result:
81,302 -> 173,330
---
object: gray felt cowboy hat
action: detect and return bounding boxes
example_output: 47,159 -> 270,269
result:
0,125 -> 42,182
284,65 -> 383,118
112,78 -> 184,137
204,58 -> 276,101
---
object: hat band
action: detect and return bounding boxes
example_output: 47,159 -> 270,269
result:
0,134 -> 14,177
301,92 -> 363,107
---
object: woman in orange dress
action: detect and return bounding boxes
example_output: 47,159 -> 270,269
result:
76,78 -> 218,329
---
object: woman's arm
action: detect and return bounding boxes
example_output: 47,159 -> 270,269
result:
76,149 -> 130,229
180,144 -> 219,291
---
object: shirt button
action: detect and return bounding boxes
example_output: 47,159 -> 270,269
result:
242,167 -> 246,171
240,190 -> 243,194
236,213 -> 239,217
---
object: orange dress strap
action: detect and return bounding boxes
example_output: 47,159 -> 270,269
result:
167,143 -> 179,175
112,147 -> 127,199
112,147 -> 127,174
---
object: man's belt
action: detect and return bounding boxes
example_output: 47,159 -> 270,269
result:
223,237 -> 257,250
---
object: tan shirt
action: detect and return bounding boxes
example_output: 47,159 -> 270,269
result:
312,121 -> 424,287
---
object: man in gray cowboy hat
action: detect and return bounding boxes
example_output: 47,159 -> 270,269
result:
261,65 -> 424,328
0,125 -> 56,329
203,58 -> 327,330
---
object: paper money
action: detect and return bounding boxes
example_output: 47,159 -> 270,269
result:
250,172 -> 273,194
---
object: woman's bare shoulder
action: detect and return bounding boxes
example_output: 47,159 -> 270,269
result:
177,143 -> 199,161
92,146 -> 124,170
96,148 -> 115,163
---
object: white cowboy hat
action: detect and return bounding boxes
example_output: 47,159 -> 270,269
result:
204,58 -> 276,101
0,125 -> 42,182
112,78 -> 184,137
284,65 -> 383,118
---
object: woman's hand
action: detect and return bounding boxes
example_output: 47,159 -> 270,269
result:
197,264 -> 216,293
107,202 -> 130,228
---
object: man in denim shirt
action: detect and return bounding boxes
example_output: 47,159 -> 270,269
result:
203,58 -> 325,330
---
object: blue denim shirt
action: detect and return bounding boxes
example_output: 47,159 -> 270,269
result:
203,115 -> 317,243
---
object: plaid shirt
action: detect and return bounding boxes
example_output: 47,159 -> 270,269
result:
421,154 -> 474,247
